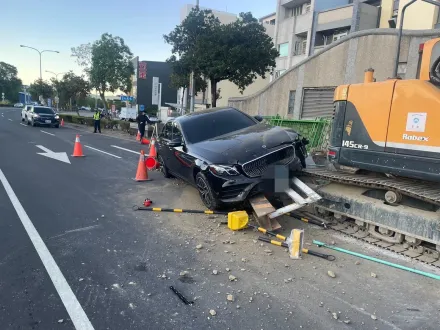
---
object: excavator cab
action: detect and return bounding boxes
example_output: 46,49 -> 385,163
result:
328,38 -> 440,183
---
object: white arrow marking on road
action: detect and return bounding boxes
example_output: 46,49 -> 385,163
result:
110,145 -> 139,155
40,130 -> 55,136
36,145 -> 71,164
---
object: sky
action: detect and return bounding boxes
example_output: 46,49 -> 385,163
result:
1,0 -> 275,86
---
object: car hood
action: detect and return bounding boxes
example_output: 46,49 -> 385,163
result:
190,124 -> 297,165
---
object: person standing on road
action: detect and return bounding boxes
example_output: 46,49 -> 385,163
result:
136,110 -> 148,143
93,109 -> 102,133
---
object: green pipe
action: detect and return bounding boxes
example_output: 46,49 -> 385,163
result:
313,240 -> 440,281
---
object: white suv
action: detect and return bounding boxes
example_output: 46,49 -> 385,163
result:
21,105 -> 32,122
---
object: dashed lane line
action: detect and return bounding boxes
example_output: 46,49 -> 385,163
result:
40,130 -> 55,136
110,145 -> 140,155
84,145 -> 121,159
0,169 -> 95,330
8,119 -> 13,122
20,123 -> 27,127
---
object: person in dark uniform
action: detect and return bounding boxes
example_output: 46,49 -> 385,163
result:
136,110 -> 149,143
93,109 -> 102,133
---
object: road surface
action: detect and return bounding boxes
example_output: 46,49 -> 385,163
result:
0,107 -> 439,330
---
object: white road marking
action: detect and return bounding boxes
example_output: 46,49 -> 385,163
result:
36,145 -> 71,164
8,119 -> 13,121
40,130 -> 55,136
110,145 -> 139,155
85,145 -> 121,158
20,123 -> 27,127
0,169 -> 94,330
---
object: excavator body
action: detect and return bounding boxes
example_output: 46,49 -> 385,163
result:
328,38 -> 440,183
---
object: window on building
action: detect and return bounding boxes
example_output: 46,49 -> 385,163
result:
269,19 -> 276,25
288,91 -> 296,115
293,38 -> 307,56
332,31 -> 348,42
285,5 -> 303,18
278,43 -> 289,57
275,70 -> 286,79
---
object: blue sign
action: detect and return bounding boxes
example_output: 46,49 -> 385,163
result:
120,95 -> 134,102
139,104 -> 145,111
47,98 -> 52,107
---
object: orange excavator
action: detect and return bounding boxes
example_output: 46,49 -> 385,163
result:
299,37 -> 440,266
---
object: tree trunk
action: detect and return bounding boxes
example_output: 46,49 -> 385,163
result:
181,88 -> 185,115
99,92 -> 106,110
210,79 -> 217,108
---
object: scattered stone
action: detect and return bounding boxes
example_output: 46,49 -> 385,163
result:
327,271 -> 336,278
241,258 -> 247,263
58,319 -> 64,324
212,269 -> 218,275
79,278 -> 84,282
128,282 -> 136,285
355,261 -> 360,265
330,241 -> 335,245
180,271 -> 189,277
284,264 -> 289,268
253,240 -> 258,244
264,249 -> 273,254
249,297 -> 253,302
227,294 -> 235,302
319,302 -> 324,307
371,272 -> 377,278
236,305 -> 241,309
101,215 -> 105,218
129,303 -> 135,309
229,275 -> 237,282
209,309 -> 217,316
371,314 -> 377,320
226,268 -> 230,272
196,244 -> 203,250
332,312 -> 338,320
344,320 -> 351,324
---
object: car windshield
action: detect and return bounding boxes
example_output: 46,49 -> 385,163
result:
34,107 -> 54,114
182,108 -> 257,144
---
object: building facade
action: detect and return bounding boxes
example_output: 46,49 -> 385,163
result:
131,57 -> 177,110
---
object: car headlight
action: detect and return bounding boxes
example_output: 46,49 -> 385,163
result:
209,164 -> 240,176
34,114 -> 39,118
55,115 -> 59,119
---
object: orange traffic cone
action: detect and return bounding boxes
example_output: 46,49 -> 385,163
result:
148,138 -> 157,158
61,118 -> 64,127
141,137 -> 150,145
133,150 -> 151,181
72,134 -> 85,157
136,130 -> 141,141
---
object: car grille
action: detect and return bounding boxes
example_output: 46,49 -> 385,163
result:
242,146 -> 295,178
220,184 -> 249,199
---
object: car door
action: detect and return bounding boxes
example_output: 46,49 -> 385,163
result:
158,121 -> 177,172
169,122 -> 196,182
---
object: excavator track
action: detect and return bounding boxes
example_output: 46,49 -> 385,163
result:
299,211 -> 440,269
303,168 -> 440,206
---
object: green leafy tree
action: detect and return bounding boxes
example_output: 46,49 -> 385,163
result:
28,79 -> 54,101
51,72 -> 90,111
0,62 -> 22,103
165,9 -> 278,107
88,33 -> 134,110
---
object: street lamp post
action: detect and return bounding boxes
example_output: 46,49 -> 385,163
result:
46,71 -> 67,111
20,45 -> 59,80
189,0 -> 200,113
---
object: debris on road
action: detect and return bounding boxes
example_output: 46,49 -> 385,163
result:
209,309 -> 217,316
196,244 -> 203,250
58,319 -> 64,324
212,269 -> 218,275
79,278 -> 84,282
229,275 -> 237,281
170,286 -> 194,305
227,294 -> 235,302
327,271 -> 336,278
332,312 -> 338,320
371,272 -> 377,278
371,314 -> 377,320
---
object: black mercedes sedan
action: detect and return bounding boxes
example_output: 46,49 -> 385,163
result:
156,107 -> 307,210
25,106 -> 60,128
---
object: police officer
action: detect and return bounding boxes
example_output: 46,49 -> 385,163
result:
136,109 -> 148,143
93,109 -> 102,133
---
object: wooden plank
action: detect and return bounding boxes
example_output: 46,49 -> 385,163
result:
249,195 -> 276,218
269,217 -> 282,231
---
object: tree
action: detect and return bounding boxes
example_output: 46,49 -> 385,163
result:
52,72 -> 90,110
88,33 -> 134,110
0,62 -> 22,103
71,43 -> 92,71
28,79 -> 54,101
165,9 -> 278,107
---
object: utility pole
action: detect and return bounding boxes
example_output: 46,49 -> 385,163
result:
20,45 -> 59,80
189,0 -> 200,113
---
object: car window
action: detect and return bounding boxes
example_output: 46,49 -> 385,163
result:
34,107 -> 54,114
160,121 -> 173,140
172,122 -> 183,141
181,109 -> 257,144
27,106 -> 32,111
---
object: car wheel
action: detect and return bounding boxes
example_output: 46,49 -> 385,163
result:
157,154 -> 171,178
195,172 -> 221,210
21,117 -> 24,122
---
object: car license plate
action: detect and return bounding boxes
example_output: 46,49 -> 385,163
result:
45,120 -> 51,123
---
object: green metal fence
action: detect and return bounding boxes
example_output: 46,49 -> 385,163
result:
263,116 -> 331,152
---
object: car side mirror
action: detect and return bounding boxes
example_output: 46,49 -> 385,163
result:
254,115 -> 264,122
